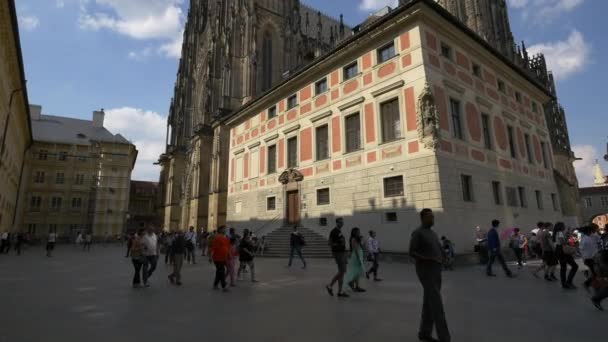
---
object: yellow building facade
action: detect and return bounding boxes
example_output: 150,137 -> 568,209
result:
0,0 -> 33,233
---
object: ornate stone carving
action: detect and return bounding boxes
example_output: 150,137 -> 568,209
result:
417,83 -> 441,150
278,168 -> 304,185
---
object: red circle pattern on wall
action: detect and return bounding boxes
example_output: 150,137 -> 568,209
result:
465,102 -> 481,142
493,116 -> 507,150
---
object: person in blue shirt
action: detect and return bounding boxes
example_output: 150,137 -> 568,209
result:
486,220 -> 514,278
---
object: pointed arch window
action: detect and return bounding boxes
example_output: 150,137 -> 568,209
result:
262,31 -> 273,91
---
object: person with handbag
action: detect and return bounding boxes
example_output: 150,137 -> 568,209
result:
553,222 -> 578,290
365,230 -> 382,281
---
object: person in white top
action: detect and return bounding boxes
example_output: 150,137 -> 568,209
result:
581,225 -> 601,291
141,227 -> 159,287
365,231 -> 382,281
46,230 -> 57,257
185,226 -> 197,264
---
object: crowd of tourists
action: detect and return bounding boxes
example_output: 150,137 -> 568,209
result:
476,220 -> 608,311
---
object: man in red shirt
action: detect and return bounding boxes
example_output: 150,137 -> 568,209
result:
210,226 -> 230,291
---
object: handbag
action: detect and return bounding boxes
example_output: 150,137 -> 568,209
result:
562,245 -> 577,255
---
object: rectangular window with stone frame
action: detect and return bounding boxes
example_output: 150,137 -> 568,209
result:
535,190 -> 543,210
507,126 -> 517,159
383,175 -> 404,198
506,187 -> 518,207
552,194 -> 560,211
315,125 -> 329,161
377,41 -> 396,64
380,99 -> 401,143
343,61 -> 359,81
524,133 -> 533,164
56,172 -> 65,184
482,113 -> 493,150
450,98 -> 464,140
267,197 -> 276,211
51,197 -> 62,211
317,188 -> 330,205
268,105 -> 277,119
34,171 -> 45,184
267,145 -> 277,174
315,78 -> 327,96
461,175 -> 474,202
492,181 -> 502,205
518,186 -> 527,208
287,94 -> 298,109
287,136 -> 298,168
345,113 -> 361,153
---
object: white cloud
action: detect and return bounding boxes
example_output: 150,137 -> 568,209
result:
104,107 -> 167,181
527,30 -> 591,80
128,47 -> 154,61
18,15 -> 40,31
158,29 -> 183,58
510,0 -> 584,23
359,0 -> 399,11
572,144 -> 607,187
78,0 -> 185,58
56,0 -> 65,8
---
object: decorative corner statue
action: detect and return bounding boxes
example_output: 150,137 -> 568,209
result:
417,83 -> 441,150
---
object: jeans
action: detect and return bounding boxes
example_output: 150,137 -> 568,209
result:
513,248 -> 524,266
170,254 -> 183,283
288,246 -> 306,267
556,247 -> 578,286
238,260 -> 256,281
487,250 -> 512,276
186,243 -> 196,264
214,261 -> 227,288
165,246 -> 173,264
367,253 -> 380,279
132,258 -> 144,285
416,261 -> 450,342
583,259 -> 597,287
143,255 -> 158,284
477,244 -> 488,265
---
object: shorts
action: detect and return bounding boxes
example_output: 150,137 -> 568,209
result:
542,250 -> 558,266
333,252 -> 347,273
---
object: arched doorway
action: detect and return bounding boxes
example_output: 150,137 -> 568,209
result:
279,168 -> 304,226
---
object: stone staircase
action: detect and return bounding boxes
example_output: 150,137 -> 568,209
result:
260,226 -> 332,258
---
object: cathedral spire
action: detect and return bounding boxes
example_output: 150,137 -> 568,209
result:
594,161 -> 607,186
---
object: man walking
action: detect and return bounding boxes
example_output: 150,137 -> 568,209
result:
168,231 -> 186,286
486,220 -> 514,278
287,226 -> 306,269
326,217 -> 349,298
365,230 -> 382,281
185,226 -> 197,264
141,227 -> 159,287
210,226 -> 230,291
409,209 -> 450,342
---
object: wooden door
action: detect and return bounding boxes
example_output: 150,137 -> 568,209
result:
287,191 -> 300,225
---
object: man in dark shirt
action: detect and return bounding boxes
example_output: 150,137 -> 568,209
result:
168,231 -> 186,286
409,209 -> 450,342
288,226 -> 307,269
486,219 -> 513,278
326,218 -> 348,298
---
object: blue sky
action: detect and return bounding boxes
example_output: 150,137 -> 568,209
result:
14,0 -> 607,185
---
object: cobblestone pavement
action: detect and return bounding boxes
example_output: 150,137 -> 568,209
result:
0,245 -> 604,342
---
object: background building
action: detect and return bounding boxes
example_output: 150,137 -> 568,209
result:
0,0 -> 33,233
17,105 -> 137,238
128,180 -> 161,232
579,162 -> 608,228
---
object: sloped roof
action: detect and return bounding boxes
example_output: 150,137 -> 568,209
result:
32,114 -> 130,145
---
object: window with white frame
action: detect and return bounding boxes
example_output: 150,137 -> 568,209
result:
380,99 -> 401,142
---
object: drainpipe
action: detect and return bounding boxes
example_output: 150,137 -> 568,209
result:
12,140 -> 32,227
0,88 -> 23,157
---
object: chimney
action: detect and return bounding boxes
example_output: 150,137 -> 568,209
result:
93,108 -> 105,128
29,104 -> 41,121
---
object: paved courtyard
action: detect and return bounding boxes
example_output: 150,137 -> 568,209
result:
0,245 -> 604,342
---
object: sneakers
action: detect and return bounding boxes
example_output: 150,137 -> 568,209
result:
354,287 -> 366,293
325,285 -> 334,297
374,278 -> 383,282
487,273 -> 497,277
591,298 -> 604,311
168,275 -> 175,284
418,336 -> 440,342
337,292 -> 350,298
